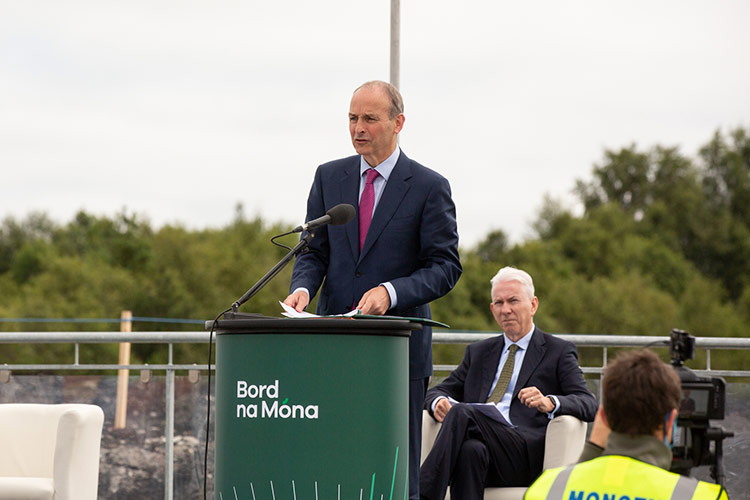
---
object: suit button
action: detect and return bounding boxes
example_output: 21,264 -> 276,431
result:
355,271 -> 362,277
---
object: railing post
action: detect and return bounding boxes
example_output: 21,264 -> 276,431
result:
115,310 -> 132,429
165,342 -> 175,500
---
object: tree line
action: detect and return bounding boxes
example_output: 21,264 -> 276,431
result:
1,126 -> 748,369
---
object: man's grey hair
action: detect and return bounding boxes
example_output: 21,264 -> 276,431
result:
490,266 -> 535,300
354,80 -> 404,119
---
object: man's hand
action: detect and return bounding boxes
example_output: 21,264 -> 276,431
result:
518,386 -> 555,413
588,406 -> 610,448
283,290 -> 310,313
356,285 -> 391,315
433,398 -> 453,423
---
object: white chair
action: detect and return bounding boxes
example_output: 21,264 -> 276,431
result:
0,403 -> 104,500
421,410 -> 587,500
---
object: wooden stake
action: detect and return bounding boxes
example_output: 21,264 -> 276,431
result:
114,310 -> 132,429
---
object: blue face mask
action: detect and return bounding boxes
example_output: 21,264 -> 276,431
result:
663,412 -> 677,449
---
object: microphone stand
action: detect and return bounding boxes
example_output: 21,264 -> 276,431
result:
223,231 -> 315,319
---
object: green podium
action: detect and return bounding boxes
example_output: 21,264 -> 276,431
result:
212,317 -> 414,500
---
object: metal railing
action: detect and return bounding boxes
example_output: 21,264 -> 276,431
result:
432,332 -> 750,378
2,330 -> 749,499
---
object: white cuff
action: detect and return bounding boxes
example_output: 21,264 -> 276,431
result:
381,282 -> 397,309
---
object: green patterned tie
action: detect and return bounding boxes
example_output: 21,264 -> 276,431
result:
487,344 -> 520,404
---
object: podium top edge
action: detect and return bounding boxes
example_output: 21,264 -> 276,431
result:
205,317 -> 419,337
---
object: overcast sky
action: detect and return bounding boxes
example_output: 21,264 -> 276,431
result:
2,0 -> 749,248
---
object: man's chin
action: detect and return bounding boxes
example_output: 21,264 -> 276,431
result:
502,324 -> 527,339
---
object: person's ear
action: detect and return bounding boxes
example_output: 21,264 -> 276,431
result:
393,114 -> 405,134
588,405 -> 611,448
598,405 -> 608,426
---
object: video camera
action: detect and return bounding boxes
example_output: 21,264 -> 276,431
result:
668,329 -> 733,485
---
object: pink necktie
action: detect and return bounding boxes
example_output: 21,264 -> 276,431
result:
359,168 -> 380,250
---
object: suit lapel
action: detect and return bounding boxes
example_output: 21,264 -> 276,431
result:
513,328 -> 546,398
341,158 -> 361,262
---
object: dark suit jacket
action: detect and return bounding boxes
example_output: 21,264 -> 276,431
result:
424,328 -> 597,474
290,151 -> 462,379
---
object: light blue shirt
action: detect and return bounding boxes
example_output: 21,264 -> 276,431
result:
358,145 -> 400,210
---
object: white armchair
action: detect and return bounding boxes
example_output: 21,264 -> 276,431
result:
421,410 -> 587,500
0,404 -> 104,500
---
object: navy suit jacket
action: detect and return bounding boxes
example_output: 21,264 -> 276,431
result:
424,328 -> 597,474
290,151 -> 462,379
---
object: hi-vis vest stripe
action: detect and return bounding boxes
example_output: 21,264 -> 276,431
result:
524,455 -> 727,500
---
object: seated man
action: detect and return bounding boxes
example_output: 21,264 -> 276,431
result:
420,267 -> 597,500
525,349 -> 729,499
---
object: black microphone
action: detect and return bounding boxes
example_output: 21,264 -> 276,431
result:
293,203 -> 356,233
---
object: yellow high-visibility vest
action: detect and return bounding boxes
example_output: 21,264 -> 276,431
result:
525,455 -> 728,500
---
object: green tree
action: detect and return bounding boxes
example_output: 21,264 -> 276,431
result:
701,127 -> 750,224
0,212 -> 56,274
697,127 -> 750,299
3,127 -> 750,369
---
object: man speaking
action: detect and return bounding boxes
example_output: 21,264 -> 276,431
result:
284,80 -> 462,499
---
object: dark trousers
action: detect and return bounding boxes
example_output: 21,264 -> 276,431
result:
419,404 -> 533,500
409,377 -> 429,500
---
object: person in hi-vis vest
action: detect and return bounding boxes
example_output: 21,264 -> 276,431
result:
525,349 -> 729,500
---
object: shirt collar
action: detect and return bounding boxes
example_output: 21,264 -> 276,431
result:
503,323 -> 535,351
359,145 -> 400,182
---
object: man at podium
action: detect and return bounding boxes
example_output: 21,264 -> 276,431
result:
284,80 -> 462,500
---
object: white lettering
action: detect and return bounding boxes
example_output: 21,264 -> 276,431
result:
292,405 -> 304,418
236,404 -> 258,418
262,400 -> 278,418
267,379 -> 279,398
237,381 -> 248,398
236,380 -> 318,419
279,404 -> 291,419
235,380 -> 281,399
